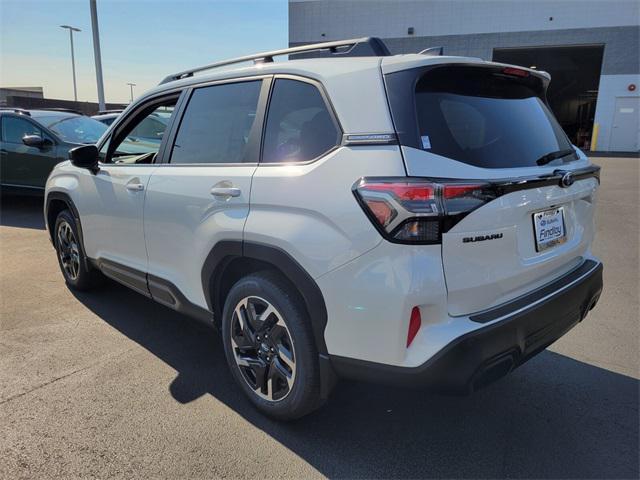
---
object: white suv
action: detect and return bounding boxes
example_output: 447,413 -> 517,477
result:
44,38 -> 603,420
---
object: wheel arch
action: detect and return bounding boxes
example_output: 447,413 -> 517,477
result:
202,240 -> 329,356
45,191 -> 90,270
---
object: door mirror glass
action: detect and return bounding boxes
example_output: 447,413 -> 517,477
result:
70,145 -> 99,172
22,134 -> 46,148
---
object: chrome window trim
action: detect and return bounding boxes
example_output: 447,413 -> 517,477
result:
342,133 -> 398,146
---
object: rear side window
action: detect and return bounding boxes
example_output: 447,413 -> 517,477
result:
2,116 -> 41,144
388,66 -> 575,168
262,79 -> 340,163
171,80 -> 261,164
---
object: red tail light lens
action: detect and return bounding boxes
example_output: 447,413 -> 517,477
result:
407,307 -> 422,347
354,178 -> 495,244
364,199 -> 396,227
443,184 -> 484,198
363,183 -> 436,202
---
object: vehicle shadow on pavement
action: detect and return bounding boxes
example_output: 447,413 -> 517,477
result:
0,194 -> 45,230
73,280 -> 639,479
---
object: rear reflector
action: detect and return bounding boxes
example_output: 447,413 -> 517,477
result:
407,307 -> 422,347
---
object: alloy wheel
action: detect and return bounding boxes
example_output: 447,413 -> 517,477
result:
230,296 -> 296,401
57,221 -> 80,280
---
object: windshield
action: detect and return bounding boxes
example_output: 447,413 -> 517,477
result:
390,66 -> 575,169
43,115 -> 108,144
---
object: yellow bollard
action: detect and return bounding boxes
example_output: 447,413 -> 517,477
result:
590,123 -> 599,152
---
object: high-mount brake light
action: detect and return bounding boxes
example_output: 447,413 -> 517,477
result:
354,178 -> 495,244
502,67 -> 529,78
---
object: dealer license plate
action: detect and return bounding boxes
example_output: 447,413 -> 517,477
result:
533,207 -> 567,252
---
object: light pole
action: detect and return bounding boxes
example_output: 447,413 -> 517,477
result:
60,25 -> 81,101
126,83 -> 136,102
89,0 -> 106,111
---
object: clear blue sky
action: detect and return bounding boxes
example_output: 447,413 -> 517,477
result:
0,0 -> 288,103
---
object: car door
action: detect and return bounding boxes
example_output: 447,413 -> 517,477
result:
143,77 -> 270,309
0,114 -> 60,189
77,93 -> 183,277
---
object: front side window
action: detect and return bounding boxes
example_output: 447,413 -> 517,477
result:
170,81 -> 262,164
103,101 -> 176,164
2,116 -> 42,144
130,115 -> 169,142
262,79 -> 340,163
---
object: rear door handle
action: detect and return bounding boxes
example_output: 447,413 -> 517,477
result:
210,187 -> 241,198
126,182 -> 144,192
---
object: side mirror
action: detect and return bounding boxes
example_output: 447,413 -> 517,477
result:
69,145 -> 99,173
22,135 -> 47,148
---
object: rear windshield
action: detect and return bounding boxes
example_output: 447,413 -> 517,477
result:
399,66 -> 575,168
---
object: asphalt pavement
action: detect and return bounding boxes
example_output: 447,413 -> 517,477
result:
1,156 -> 638,479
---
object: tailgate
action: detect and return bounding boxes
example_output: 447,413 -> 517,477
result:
442,171 -> 599,316
383,61 -> 602,316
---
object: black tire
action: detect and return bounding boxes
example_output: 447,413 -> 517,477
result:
53,209 -> 101,291
221,271 -> 324,420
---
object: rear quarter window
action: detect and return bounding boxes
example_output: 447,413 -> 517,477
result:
262,79 -> 340,163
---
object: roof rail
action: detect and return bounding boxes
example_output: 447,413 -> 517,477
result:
159,37 -> 391,85
419,46 -> 444,56
35,107 -> 84,115
0,107 -> 31,116
96,109 -> 124,115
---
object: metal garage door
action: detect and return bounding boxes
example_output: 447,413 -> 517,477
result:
610,97 -> 639,152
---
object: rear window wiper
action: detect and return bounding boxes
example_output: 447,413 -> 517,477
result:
536,148 -> 577,166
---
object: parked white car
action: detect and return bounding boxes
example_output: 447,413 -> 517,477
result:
44,38 -> 603,420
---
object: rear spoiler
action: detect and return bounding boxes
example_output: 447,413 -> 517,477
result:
382,55 -> 550,82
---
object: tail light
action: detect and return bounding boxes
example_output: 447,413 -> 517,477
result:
354,178 -> 497,244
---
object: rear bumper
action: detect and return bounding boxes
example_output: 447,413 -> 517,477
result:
330,259 -> 603,394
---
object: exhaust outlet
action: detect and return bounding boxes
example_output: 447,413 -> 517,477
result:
582,292 -> 601,320
470,351 -> 517,392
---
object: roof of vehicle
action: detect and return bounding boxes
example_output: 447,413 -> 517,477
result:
29,110 -> 82,120
0,108 -> 84,119
135,38 -> 550,135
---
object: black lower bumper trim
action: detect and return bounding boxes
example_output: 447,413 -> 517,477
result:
331,260 -> 603,394
470,260 -> 599,323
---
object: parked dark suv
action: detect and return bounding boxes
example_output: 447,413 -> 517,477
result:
0,108 -> 108,192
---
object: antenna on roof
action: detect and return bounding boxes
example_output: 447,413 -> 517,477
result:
419,46 -> 444,56
159,37 -> 391,85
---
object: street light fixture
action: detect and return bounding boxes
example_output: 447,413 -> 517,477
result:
126,83 -> 136,103
60,25 -> 81,102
